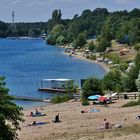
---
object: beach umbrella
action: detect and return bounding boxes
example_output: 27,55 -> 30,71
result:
98,96 -> 107,102
94,95 -> 101,98
88,95 -> 100,100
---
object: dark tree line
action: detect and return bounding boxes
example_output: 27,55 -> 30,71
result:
0,8 -> 140,47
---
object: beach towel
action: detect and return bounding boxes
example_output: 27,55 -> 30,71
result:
36,121 -> 49,125
81,108 -> 100,113
88,108 -> 100,113
32,113 -> 46,117
24,121 -> 49,127
26,113 -> 46,117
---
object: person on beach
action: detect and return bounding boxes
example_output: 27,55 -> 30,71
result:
103,118 -> 110,129
53,113 -> 61,123
35,109 -> 41,115
30,112 -> 34,116
32,121 -> 36,126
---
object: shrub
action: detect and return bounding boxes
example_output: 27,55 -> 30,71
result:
51,94 -> 70,103
122,100 -> 140,107
81,100 -> 90,106
134,43 -> 140,51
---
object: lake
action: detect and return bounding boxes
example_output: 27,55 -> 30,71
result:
0,39 -> 106,109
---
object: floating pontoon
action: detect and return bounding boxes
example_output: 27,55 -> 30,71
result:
38,78 -> 74,93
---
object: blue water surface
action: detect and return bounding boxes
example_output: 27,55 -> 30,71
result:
0,39 -> 106,109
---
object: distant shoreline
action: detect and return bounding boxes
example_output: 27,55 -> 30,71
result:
64,52 -> 110,73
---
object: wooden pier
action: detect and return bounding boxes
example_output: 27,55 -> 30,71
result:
13,95 -> 51,103
38,88 -> 67,93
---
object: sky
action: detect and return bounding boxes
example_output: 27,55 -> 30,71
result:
0,0 -> 140,22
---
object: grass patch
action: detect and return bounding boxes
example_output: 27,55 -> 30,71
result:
51,94 -> 71,103
81,100 -> 90,106
122,100 -> 140,107
111,124 -> 140,137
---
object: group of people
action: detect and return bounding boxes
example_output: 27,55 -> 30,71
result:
30,109 -> 42,117
30,112 -> 61,126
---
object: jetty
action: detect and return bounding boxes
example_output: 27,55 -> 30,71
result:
13,95 -> 51,103
38,78 -> 74,93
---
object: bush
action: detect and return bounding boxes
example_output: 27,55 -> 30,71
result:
134,43 -> 140,51
81,100 -> 90,106
122,100 -> 140,107
51,94 -> 70,103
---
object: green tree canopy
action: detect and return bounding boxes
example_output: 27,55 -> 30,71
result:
82,77 -> 103,99
72,32 -> 87,48
102,69 -> 123,92
0,77 -> 23,140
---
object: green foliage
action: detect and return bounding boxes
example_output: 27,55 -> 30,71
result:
51,94 -> 70,103
119,62 -> 129,72
122,100 -> 140,107
102,68 -> 123,92
72,32 -> 87,48
134,43 -> 140,51
123,52 -> 140,92
88,41 -> 96,52
82,77 -> 103,99
0,76 -> 24,140
136,70 -> 140,94
81,100 -> 90,106
47,24 -> 65,45
97,37 -> 111,52
63,80 -> 78,94
104,53 -> 121,64
0,21 -> 8,37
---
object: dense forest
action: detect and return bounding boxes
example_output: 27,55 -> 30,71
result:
0,8 -> 139,47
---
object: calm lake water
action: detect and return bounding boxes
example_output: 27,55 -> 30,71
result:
0,39 -> 106,109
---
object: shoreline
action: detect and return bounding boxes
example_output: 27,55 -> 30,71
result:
59,44 -> 110,73
67,52 -> 110,72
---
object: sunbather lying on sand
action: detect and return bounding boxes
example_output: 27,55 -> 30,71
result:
26,121 -> 49,127
81,108 -> 100,113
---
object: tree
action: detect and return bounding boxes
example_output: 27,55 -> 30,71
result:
82,77 -> 103,99
102,69 -> 123,92
97,37 -> 111,52
123,52 -> 140,92
0,77 -> 23,140
64,81 -> 78,94
88,41 -> 96,52
72,32 -> 87,48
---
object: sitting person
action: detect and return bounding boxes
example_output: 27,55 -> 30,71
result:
53,113 -> 61,123
35,109 -> 41,115
30,112 -> 34,117
136,115 -> 140,119
103,118 -> 110,129
97,118 -> 110,130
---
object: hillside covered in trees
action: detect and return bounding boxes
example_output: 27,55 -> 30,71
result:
0,8 -> 139,47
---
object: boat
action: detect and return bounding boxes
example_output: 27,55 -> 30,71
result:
38,78 -> 74,93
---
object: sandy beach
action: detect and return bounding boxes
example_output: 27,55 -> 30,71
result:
62,49 -> 110,72
69,53 -> 110,72
19,99 -> 140,140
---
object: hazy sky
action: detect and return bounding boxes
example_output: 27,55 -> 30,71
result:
0,0 -> 140,22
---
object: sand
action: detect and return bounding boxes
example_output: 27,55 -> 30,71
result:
18,99 -> 140,140
64,52 -> 110,73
